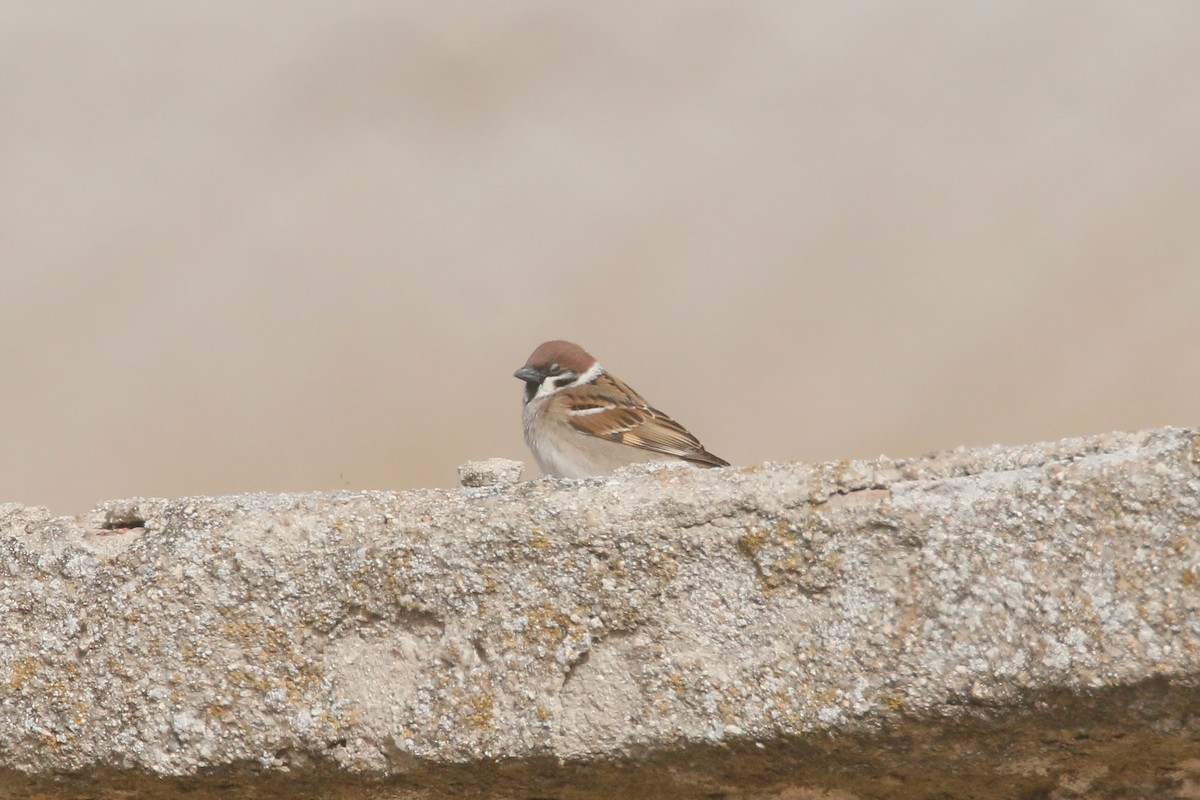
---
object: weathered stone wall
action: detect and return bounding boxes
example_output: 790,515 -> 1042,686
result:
1,427 -> 1198,798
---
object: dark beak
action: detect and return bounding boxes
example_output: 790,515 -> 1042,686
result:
513,366 -> 542,384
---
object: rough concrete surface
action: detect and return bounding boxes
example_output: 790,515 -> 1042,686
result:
1,427 -> 1199,799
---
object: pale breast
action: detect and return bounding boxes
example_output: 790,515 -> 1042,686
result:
522,398 -> 664,478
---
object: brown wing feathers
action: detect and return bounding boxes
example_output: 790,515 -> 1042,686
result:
564,373 -> 729,467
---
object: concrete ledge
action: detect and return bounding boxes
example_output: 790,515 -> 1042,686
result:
1,427 -> 1198,798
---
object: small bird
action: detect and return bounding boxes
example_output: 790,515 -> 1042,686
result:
514,340 -> 729,478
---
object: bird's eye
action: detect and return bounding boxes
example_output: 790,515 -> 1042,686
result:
548,363 -> 561,375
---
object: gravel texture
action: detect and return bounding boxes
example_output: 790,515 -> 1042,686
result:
1,427 -> 1198,798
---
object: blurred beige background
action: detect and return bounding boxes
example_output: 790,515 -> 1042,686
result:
2,2 -> 1198,514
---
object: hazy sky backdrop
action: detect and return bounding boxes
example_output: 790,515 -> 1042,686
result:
3,2 -> 1198,513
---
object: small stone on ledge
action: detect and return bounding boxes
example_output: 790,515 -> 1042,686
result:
458,458 -> 525,487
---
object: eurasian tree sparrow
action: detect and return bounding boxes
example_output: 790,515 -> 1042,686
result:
514,340 -> 729,478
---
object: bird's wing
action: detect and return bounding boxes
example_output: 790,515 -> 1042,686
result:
559,374 -> 729,468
